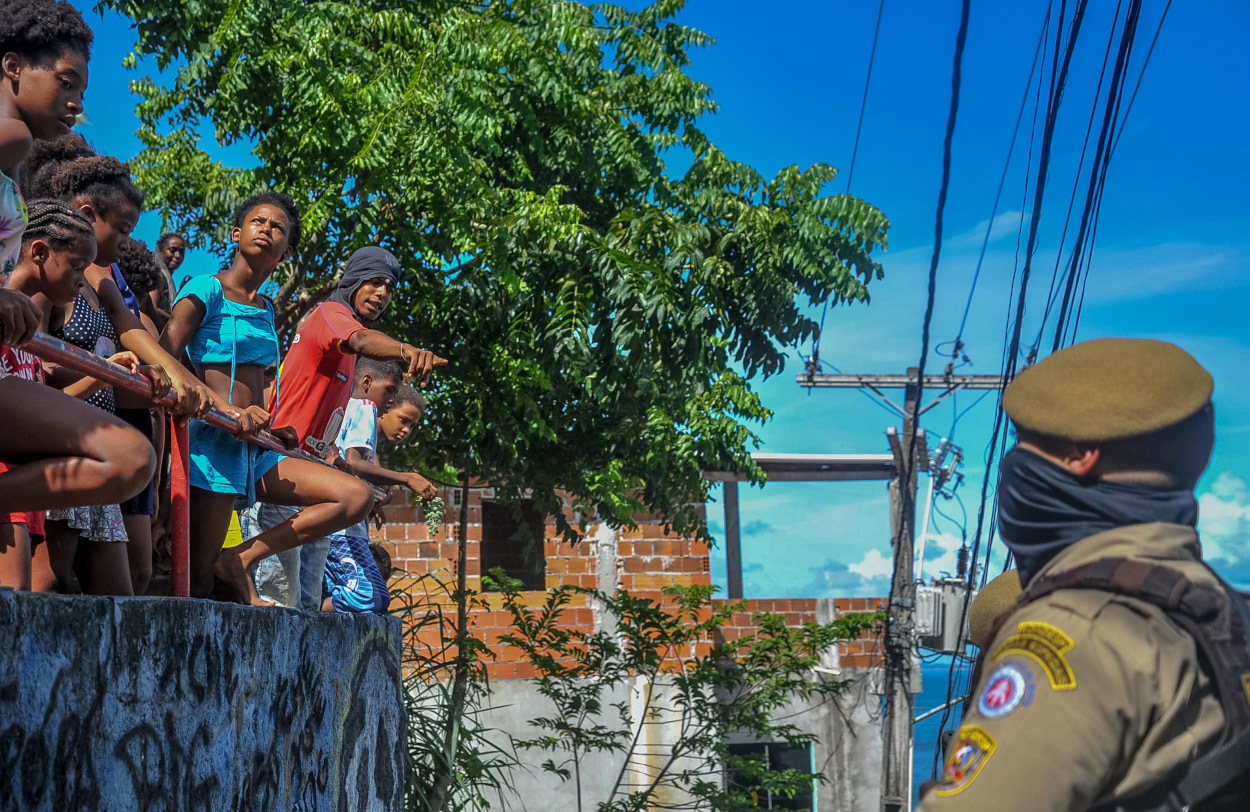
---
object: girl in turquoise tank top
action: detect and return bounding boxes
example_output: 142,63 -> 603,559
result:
160,193 -> 374,605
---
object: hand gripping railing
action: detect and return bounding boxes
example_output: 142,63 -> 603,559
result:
26,331 -> 324,597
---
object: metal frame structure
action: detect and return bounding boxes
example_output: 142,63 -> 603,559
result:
703,453 -> 898,600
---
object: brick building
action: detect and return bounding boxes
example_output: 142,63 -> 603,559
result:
377,485 -> 888,812
377,486 -> 885,679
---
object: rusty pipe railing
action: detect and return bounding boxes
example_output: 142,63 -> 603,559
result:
29,332 -> 296,453
168,417 -> 191,596
25,331 -> 344,596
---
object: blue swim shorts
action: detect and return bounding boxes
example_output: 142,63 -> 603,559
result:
324,533 -> 391,614
187,419 -> 283,503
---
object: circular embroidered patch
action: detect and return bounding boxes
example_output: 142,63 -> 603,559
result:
977,663 -> 1031,719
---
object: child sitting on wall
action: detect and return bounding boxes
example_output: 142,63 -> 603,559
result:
322,367 -> 432,614
0,200 -> 154,591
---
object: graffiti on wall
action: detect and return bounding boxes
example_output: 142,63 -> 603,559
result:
0,595 -> 404,812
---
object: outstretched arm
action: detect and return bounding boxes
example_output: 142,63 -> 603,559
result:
344,447 -> 437,500
344,328 -> 446,385
98,278 -> 206,416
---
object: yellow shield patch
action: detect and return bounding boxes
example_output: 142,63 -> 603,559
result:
935,725 -> 997,796
991,621 -> 1077,691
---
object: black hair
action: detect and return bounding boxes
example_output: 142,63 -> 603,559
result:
21,134 -> 143,221
232,192 -> 302,251
0,0 -> 93,65
157,232 -> 185,248
20,133 -> 91,197
368,544 -> 393,580
22,197 -> 94,252
387,383 -> 427,417
355,357 -> 403,385
115,238 -> 161,296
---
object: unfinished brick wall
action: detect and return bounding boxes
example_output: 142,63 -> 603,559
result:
708,598 -> 886,670
378,488 -> 885,679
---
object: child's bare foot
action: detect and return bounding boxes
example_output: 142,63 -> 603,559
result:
212,548 -> 274,608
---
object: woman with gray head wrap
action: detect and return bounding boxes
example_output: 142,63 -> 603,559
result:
249,244 -> 444,610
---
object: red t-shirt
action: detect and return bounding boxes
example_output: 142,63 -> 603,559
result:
269,301 -> 365,458
0,344 -> 46,534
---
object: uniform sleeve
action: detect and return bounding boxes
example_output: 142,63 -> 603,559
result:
334,398 -> 377,457
916,596 -> 1156,812
313,303 -> 365,353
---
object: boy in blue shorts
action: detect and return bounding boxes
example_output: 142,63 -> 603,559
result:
322,364 -> 432,613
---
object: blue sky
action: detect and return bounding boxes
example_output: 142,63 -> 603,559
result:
75,1 -> 1250,596
673,0 -> 1250,596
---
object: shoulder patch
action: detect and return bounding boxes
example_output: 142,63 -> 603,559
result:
976,662 -> 1033,719
935,725 -> 997,796
991,621 -> 1076,691
1241,672 -> 1250,707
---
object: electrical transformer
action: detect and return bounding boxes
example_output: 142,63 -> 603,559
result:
916,578 -> 972,653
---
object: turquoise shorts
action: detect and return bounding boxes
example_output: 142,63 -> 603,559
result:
187,419 -> 283,503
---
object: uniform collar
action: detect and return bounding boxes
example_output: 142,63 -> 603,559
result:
1033,522 -> 1203,582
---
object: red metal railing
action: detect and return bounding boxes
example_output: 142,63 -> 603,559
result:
26,331 -> 326,596
168,418 -> 191,597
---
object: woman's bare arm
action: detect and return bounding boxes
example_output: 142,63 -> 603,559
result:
96,276 -> 206,415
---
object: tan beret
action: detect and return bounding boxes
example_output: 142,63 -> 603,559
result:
969,569 -> 1022,649
1003,338 -> 1212,442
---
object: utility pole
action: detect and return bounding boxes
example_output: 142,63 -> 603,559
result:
798,365 -> 1006,812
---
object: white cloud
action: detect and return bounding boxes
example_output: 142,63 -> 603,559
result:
849,548 -> 893,580
943,210 -> 1031,251
917,531 -> 967,581
1080,243 -> 1246,305
1198,471 -> 1250,586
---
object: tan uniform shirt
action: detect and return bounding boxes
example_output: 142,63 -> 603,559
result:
917,523 -> 1225,811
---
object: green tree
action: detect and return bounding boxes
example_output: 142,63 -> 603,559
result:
490,571 -> 881,811
100,0 -> 888,540
99,2 -> 888,807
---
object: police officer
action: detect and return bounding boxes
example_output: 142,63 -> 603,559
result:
917,338 -> 1247,811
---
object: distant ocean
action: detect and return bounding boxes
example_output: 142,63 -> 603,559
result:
912,659 -> 973,807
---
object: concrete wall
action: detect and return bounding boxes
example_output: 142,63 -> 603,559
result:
0,592 -> 405,812
477,672 -> 883,812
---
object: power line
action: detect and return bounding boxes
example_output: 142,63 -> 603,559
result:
932,0 -> 1093,774
888,1 -> 972,804
932,0 -> 1160,775
951,7 -> 1051,346
813,0 -> 886,365
1035,0 -> 1126,352
845,0 -> 886,195
1051,0 -> 1143,350
1066,1 -> 1168,345
1110,0 -> 1173,158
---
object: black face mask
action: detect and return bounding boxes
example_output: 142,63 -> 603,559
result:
997,446 -> 1198,584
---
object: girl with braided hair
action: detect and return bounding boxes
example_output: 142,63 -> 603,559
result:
25,139 -> 208,594
0,200 -> 155,591
22,136 -> 207,418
